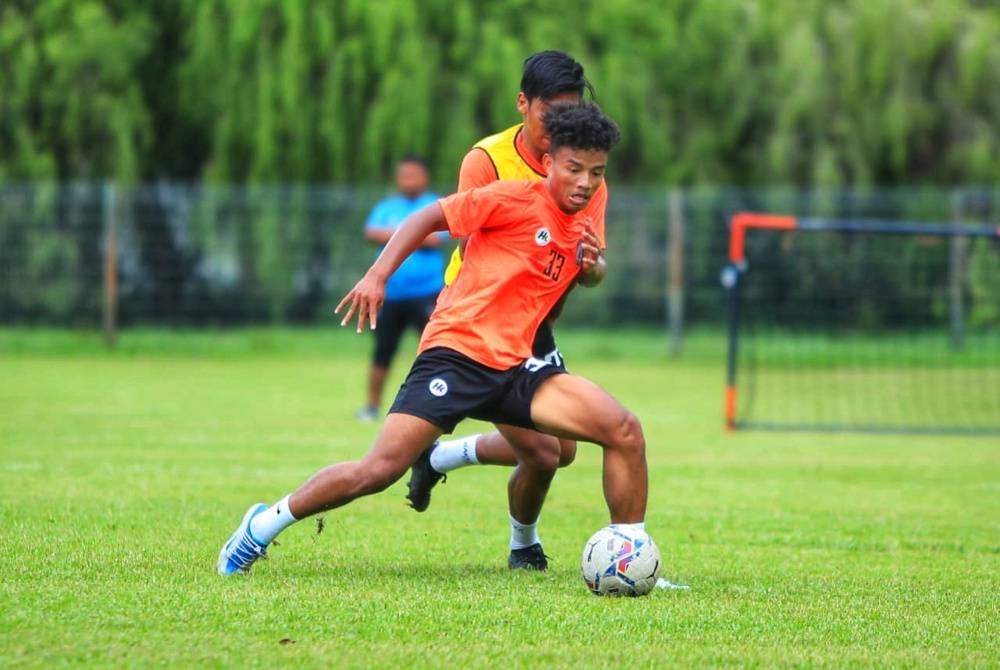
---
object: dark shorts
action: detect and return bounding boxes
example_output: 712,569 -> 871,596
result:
388,347 -> 566,433
373,295 -> 439,367
531,322 -> 566,371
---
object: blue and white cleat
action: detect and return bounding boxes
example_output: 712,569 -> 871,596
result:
217,503 -> 269,576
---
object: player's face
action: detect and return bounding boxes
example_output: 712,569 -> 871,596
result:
396,161 -> 429,199
542,146 -> 608,214
517,90 -> 581,158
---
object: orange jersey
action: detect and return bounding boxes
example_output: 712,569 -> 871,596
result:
460,131 -> 608,246
419,180 -> 598,370
444,125 -> 608,285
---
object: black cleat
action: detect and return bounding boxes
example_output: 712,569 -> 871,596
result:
405,443 -> 445,512
508,543 -> 549,571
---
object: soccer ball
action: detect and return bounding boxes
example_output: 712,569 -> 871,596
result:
580,525 -> 661,597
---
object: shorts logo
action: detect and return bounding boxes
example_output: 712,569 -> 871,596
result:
534,227 -> 551,246
542,348 -> 563,367
523,357 -> 551,372
428,378 -> 449,397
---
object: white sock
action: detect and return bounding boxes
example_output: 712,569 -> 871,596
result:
614,521 -> 646,532
509,513 -> 541,550
429,434 -> 481,473
249,495 -> 298,544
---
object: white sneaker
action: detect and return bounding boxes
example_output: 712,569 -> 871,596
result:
217,503 -> 269,576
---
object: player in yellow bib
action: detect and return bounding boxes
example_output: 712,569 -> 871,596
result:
405,51 -> 609,570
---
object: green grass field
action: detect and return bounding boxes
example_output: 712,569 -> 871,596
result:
1,328 -> 997,668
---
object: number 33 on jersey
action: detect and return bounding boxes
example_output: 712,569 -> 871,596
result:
417,180 -> 602,371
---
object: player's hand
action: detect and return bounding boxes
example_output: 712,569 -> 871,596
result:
575,227 -> 601,272
576,227 -> 606,287
334,273 -> 385,333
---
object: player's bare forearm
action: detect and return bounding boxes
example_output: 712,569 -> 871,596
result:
364,228 -> 394,245
371,203 -> 447,275
366,228 -> 442,248
420,233 -> 444,248
337,203 -> 448,332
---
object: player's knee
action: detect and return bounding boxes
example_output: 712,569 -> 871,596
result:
610,412 -> 645,457
536,447 -> 561,472
519,435 -> 561,472
524,449 -> 560,472
557,439 -> 578,468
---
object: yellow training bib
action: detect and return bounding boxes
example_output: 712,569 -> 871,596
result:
446,124 -> 545,286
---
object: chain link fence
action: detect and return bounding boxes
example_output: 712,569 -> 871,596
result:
1,182 -> 997,346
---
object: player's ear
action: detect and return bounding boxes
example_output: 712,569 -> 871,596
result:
542,151 -> 554,171
516,92 -> 529,116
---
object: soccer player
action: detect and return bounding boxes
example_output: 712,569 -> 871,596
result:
357,155 -> 444,421
217,103 -> 648,578
404,51 -> 609,568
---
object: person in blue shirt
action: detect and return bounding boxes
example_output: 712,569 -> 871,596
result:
358,155 -> 445,421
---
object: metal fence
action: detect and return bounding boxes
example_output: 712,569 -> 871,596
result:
1,182 -> 997,348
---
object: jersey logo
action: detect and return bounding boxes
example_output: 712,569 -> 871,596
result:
534,227 -> 551,246
428,378 -> 449,397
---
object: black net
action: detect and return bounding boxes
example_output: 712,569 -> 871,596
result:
733,222 -> 1000,433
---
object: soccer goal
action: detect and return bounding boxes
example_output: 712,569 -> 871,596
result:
724,212 -> 1000,434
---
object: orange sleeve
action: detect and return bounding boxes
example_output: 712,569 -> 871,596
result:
457,148 -> 499,192
439,185 -> 503,238
440,182 -> 528,238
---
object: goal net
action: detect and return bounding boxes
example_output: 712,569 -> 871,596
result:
724,213 -> 1000,434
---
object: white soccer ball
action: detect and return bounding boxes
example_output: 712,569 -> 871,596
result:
580,525 -> 661,597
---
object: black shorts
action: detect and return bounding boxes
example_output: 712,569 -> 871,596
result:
531,322 -> 566,370
388,347 -> 565,433
373,295 -> 438,367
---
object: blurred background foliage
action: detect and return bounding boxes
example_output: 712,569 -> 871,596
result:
1,1 -> 998,329
2,0 -> 999,187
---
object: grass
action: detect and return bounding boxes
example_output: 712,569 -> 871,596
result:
1,328 -> 998,668
737,328 -> 1000,430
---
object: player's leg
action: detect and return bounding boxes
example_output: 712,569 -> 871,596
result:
429,430 -> 574,470
289,412 -> 442,516
529,374 -> 647,524
360,301 -> 405,420
406,427 -> 572,512
417,323 -> 576,478
494,423 -> 561,570
495,425 -> 561,524
218,412 -> 441,575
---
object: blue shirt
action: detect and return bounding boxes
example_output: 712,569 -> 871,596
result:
364,192 -> 445,301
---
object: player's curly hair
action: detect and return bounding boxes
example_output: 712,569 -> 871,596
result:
544,102 -> 621,154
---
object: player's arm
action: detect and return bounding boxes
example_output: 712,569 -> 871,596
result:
542,227 -> 605,324
576,227 -> 607,287
365,226 -> 443,248
338,203 -> 448,332
577,255 -> 607,287
575,182 -> 609,287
